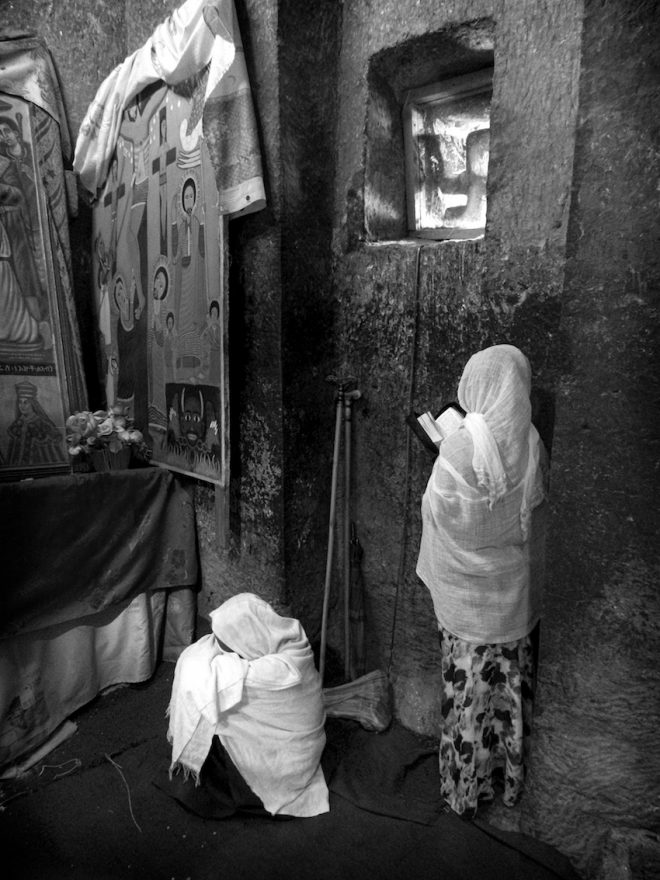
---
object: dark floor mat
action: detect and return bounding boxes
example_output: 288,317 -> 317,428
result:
325,718 -> 445,825
323,718 -> 579,880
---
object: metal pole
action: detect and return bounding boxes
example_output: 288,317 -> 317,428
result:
342,387 -> 361,679
343,393 -> 352,680
320,387 -> 343,683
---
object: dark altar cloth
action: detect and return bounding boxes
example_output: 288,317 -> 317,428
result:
0,467 -> 198,639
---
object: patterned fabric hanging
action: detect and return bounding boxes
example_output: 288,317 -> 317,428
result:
0,34 -> 87,480
75,0 -> 266,485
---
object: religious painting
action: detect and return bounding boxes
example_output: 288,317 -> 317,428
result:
0,92 -> 79,480
91,79 -> 227,485
403,68 -> 493,240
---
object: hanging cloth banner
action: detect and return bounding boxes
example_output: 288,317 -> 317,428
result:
74,0 -> 266,486
73,0 -> 265,219
0,32 -> 73,160
0,34 -> 87,481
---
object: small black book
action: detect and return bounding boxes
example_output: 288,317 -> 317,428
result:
406,403 -> 465,455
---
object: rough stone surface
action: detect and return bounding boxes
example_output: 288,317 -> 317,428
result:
521,2 -> 660,876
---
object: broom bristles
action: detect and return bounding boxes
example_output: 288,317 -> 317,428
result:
323,669 -> 391,732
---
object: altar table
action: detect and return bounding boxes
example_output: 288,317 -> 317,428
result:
0,467 -> 199,769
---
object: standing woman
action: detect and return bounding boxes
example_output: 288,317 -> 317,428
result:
416,344 -> 549,818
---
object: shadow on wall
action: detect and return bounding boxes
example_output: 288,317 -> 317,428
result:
531,387 -> 555,457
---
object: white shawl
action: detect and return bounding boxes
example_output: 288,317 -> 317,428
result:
74,0 -> 266,217
416,345 -> 548,643
167,593 -> 329,817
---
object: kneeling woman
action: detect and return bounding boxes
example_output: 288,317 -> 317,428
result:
166,593 -> 329,818
416,344 -> 549,818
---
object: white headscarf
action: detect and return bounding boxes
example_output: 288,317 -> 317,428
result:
458,344 -> 532,505
210,593 -> 311,663
167,593 -> 329,816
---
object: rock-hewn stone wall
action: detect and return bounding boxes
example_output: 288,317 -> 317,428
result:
523,1 -> 660,876
278,0 -> 343,633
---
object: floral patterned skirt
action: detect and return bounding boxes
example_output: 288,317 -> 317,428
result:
438,627 -> 535,817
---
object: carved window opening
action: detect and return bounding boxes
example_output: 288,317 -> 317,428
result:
403,68 -> 493,241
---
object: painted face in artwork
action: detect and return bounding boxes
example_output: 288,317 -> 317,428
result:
0,120 -> 20,149
181,390 -> 204,446
183,182 -> 196,215
114,277 -> 130,314
17,395 -> 34,416
114,278 -> 125,306
153,269 -> 168,300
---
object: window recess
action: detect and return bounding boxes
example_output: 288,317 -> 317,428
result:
403,67 -> 493,241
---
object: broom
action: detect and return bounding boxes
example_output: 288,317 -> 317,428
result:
319,378 -> 391,733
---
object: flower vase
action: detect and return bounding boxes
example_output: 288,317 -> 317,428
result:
90,447 -> 132,472
70,455 -> 92,474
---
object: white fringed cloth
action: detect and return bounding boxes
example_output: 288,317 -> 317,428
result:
167,593 -> 329,817
73,0 -> 265,217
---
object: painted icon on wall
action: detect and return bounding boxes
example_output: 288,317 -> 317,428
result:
92,79 -> 228,485
403,68 -> 493,240
0,92 -> 83,478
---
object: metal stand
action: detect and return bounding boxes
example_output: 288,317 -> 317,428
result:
319,376 -> 361,683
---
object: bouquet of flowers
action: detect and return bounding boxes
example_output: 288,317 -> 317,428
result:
66,405 -> 151,466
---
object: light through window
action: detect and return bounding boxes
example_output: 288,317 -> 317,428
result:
403,68 -> 493,240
